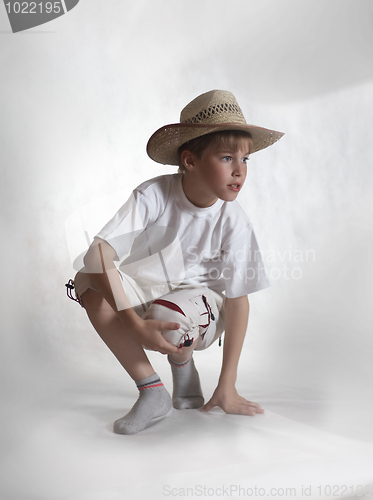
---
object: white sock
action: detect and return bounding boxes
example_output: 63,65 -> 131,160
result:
113,373 -> 172,435
168,355 -> 204,409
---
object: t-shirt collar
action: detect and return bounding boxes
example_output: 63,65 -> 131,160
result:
173,174 -> 223,217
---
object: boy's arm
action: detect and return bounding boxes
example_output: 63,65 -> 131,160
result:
83,239 -> 181,355
201,295 -> 264,415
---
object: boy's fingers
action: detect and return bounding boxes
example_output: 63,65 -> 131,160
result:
164,345 -> 182,355
239,400 -> 264,415
156,345 -> 177,355
162,322 -> 180,331
247,401 -> 264,412
239,401 -> 257,415
157,336 -> 182,355
201,400 -> 215,412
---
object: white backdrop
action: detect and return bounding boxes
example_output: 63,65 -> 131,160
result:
1,1 -> 373,499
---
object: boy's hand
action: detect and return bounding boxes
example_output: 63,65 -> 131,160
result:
201,384 -> 264,416
132,318 -> 182,356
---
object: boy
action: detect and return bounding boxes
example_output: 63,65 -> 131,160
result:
70,90 -> 284,435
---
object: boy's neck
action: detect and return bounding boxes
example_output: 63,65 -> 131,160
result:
181,174 -> 219,208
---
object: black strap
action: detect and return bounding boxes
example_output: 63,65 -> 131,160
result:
65,279 -> 81,305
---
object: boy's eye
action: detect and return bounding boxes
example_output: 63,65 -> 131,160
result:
242,157 -> 250,163
222,156 -> 232,161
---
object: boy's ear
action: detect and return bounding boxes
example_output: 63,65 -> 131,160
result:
181,150 -> 196,171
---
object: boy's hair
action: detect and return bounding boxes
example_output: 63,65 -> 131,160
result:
177,130 -> 253,173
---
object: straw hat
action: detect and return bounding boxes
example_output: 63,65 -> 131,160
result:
146,90 -> 284,165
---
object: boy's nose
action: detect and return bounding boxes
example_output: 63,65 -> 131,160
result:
232,162 -> 244,176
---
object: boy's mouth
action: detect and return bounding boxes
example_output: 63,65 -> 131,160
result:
228,184 -> 241,192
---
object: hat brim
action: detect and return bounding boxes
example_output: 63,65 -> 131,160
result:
147,122 -> 284,165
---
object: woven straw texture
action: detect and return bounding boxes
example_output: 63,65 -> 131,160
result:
147,90 -> 284,165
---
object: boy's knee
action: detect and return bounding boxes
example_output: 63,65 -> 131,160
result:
79,287 -> 104,310
143,300 -> 198,348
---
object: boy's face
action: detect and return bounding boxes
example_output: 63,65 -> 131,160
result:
182,139 -> 250,208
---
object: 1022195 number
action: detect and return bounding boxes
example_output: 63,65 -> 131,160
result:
5,2 -> 62,14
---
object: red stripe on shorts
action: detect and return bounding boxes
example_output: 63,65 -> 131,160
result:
152,299 -> 186,317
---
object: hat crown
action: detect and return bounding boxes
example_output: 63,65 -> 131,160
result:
180,89 -> 247,125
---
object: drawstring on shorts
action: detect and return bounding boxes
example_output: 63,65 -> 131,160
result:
202,295 -> 215,321
199,294 -> 216,340
65,279 -> 82,306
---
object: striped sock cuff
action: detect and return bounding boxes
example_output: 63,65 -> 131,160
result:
167,354 -> 192,368
136,373 -> 164,391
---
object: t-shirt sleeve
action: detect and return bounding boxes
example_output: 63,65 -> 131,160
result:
94,189 -> 158,261
222,224 -> 270,298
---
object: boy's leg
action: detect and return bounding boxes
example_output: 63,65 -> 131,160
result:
144,287 -> 223,409
167,339 -> 204,409
82,288 -> 153,381
81,287 -> 171,434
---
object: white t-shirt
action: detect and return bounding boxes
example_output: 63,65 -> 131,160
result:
95,174 -> 269,299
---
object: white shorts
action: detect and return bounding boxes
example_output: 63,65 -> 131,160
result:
73,269 -> 225,351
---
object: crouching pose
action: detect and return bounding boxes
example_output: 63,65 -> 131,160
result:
69,89 -> 284,434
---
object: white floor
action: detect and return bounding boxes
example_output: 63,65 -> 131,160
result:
1,352 -> 373,500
